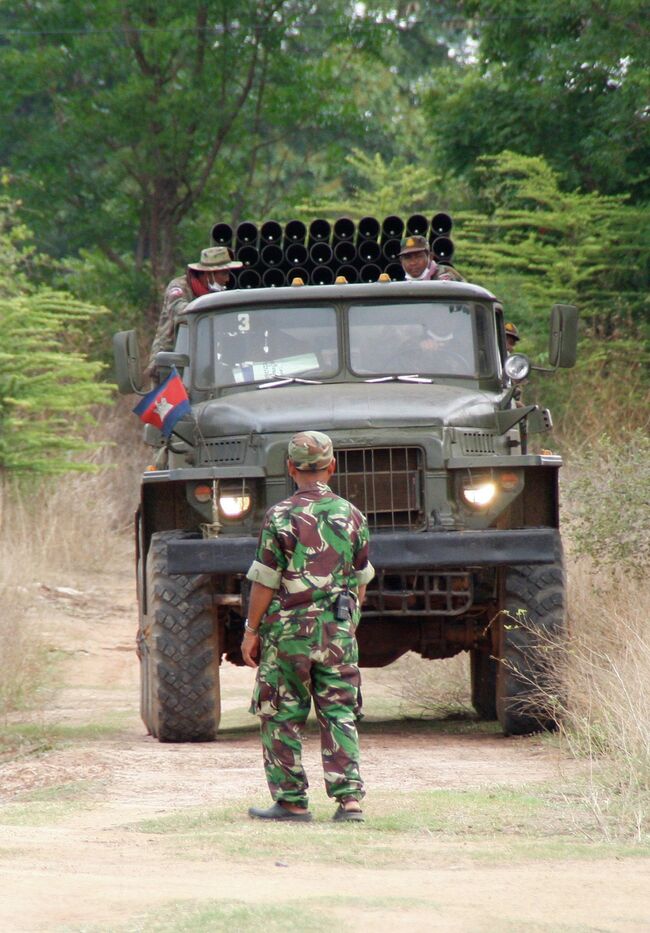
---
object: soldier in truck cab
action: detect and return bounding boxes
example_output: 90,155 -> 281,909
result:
146,246 -> 242,380
399,235 -> 464,283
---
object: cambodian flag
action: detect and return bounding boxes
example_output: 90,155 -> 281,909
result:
133,368 -> 191,438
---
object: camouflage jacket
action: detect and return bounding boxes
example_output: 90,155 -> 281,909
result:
247,482 -> 374,614
405,260 -> 464,282
147,275 -> 193,373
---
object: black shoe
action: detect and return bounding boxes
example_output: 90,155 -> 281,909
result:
248,802 -> 313,822
333,804 -> 364,822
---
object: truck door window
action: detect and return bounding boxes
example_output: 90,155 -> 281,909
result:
195,305 -> 339,387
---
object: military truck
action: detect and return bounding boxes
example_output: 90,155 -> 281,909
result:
114,278 -> 578,741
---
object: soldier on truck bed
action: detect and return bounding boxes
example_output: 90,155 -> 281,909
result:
398,235 -> 465,282
146,246 -> 242,380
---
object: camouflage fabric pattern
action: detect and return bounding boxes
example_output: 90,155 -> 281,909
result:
147,275 -> 193,373
251,609 -> 364,806
247,481 -> 374,805
246,482 -> 374,609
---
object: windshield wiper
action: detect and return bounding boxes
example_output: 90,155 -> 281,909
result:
258,375 -> 323,389
364,374 -> 433,384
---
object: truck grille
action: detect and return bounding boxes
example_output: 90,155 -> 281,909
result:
331,447 -> 425,531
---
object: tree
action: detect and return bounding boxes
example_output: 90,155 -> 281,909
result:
0,198 -> 111,476
0,1 -> 394,312
426,0 -> 650,201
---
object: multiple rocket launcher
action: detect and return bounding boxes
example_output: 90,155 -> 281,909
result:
210,214 -> 455,288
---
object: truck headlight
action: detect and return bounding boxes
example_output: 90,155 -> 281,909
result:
504,353 -> 531,383
218,484 -> 252,519
462,480 -> 497,507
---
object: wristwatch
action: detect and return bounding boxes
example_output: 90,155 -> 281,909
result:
243,621 -> 259,636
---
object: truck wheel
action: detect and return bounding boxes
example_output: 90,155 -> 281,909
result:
144,531 -> 221,742
470,647 -> 498,720
496,558 -> 566,736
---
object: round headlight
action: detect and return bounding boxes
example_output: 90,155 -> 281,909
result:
462,481 -> 497,508
504,353 -> 531,383
219,494 -> 252,519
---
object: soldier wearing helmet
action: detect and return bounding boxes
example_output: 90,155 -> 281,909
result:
505,321 -> 521,354
399,235 -> 464,283
243,431 -> 374,824
146,246 -> 242,379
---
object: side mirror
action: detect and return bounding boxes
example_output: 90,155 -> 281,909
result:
549,304 -> 579,368
155,352 -> 190,371
113,330 -> 145,395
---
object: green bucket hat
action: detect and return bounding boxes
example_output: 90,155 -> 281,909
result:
288,431 -> 334,471
188,246 -> 243,271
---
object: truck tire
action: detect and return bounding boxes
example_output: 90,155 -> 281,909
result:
143,531 -> 221,742
470,646 -> 498,720
496,557 -> 566,736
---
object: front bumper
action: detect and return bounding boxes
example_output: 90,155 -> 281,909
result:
166,528 -> 561,575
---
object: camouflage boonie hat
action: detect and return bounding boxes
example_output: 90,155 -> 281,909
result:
399,235 -> 429,257
188,246 -> 243,271
505,322 -> 521,342
288,431 -> 334,471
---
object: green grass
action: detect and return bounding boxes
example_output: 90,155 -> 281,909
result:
126,784 -> 650,868
77,895 -> 443,933
0,780 -> 102,826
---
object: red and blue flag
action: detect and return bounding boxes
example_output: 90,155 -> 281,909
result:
133,368 -> 191,438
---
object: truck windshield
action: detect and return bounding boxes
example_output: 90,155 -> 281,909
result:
349,301 -> 484,377
195,305 -> 339,387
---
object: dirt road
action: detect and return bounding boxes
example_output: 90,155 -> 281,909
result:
1,546 -> 648,932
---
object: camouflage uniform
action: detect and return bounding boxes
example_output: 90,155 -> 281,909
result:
147,275 -> 193,375
247,476 -> 374,809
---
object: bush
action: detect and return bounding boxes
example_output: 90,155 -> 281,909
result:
561,431 -> 650,574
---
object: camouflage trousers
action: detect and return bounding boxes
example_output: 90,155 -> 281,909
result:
250,608 -> 365,808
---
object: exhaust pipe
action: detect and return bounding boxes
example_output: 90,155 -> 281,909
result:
357,216 -> 380,241
263,267 -> 285,287
335,264 -> 358,283
261,243 -> 283,267
382,238 -> 401,261
406,213 -> 428,236
211,222 -> 232,246
381,215 -> 404,241
310,241 -> 333,265
333,217 -> 355,242
236,220 -> 258,245
310,265 -> 335,285
431,236 -> 454,261
385,262 -> 406,281
236,244 -> 259,267
286,242 -> 308,266
260,220 -> 283,244
238,268 -> 261,289
357,239 -> 381,263
359,263 -> 381,283
309,218 -> 331,244
283,219 -> 307,245
430,212 -> 452,236
334,240 -> 356,264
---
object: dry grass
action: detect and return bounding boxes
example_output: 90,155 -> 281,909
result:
560,562 -> 650,842
0,398 -> 144,727
383,652 -> 473,719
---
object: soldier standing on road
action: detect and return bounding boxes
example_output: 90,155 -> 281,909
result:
399,235 -> 464,282
146,246 -> 242,379
242,431 -> 374,823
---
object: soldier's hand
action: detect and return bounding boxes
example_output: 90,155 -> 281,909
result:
242,631 -> 260,668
